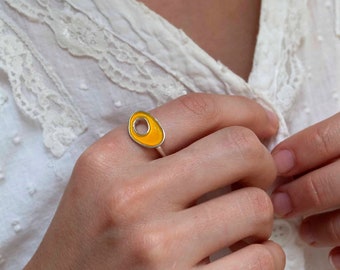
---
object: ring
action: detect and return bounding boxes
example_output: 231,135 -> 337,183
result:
128,111 -> 166,157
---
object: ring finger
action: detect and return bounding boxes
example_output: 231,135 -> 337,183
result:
197,241 -> 285,270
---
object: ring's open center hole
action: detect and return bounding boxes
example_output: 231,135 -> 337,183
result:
133,117 -> 150,135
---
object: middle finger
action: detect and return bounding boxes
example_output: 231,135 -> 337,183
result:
151,126 -> 277,209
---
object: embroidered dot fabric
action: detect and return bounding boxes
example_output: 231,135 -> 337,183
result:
0,0 -> 339,269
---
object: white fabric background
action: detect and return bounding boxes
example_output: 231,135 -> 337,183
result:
0,0 -> 339,269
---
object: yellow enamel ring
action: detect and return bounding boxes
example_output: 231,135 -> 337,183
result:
128,111 -> 166,157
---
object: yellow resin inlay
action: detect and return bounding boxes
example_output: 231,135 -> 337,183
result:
128,111 -> 165,148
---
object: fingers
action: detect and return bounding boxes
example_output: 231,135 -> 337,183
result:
153,126 -> 276,208
197,241 -> 285,270
131,188 -> 275,268
152,93 -> 278,152
299,210 -> 340,247
179,188 -> 274,262
271,113 -> 340,252
272,112 -> 340,176
97,93 -> 278,163
104,126 -> 277,221
271,159 -> 340,217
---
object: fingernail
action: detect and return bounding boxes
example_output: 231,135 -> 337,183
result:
271,192 -> 293,217
300,221 -> 316,246
329,249 -> 340,269
265,109 -> 278,128
272,149 -> 295,174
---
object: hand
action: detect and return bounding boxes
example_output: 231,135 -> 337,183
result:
25,94 -> 284,270
271,113 -> 340,269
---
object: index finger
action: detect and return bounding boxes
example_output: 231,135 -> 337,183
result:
97,93 -> 278,162
272,112 -> 340,176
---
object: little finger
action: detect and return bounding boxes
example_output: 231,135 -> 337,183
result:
196,241 -> 285,270
176,188 -> 274,263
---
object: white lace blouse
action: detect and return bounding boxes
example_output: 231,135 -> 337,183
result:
0,0 -> 339,269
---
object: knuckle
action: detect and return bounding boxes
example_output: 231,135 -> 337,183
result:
177,93 -> 219,121
303,173 -> 325,209
228,127 -> 265,161
129,226 -> 171,269
246,188 -> 274,225
76,129 -> 128,174
250,244 -> 277,270
76,145 -> 109,173
108,181 -> 145,223
75,149 -> 93,172
109,186 -> 133,219
310,124 -> 335,157
70,147 -> 111,194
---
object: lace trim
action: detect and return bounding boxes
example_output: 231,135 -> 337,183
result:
249,0 -> 306,117
91,0 -> 253,98
276,2 -> 306,116
0,11 -> 87,158
6,0 -> 188,105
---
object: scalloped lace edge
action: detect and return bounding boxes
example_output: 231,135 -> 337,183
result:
0,10 -> 87,157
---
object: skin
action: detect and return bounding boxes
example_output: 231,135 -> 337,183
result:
271,113 -> 340,269
140,0 -> 261,80
24,94 -> 285,269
